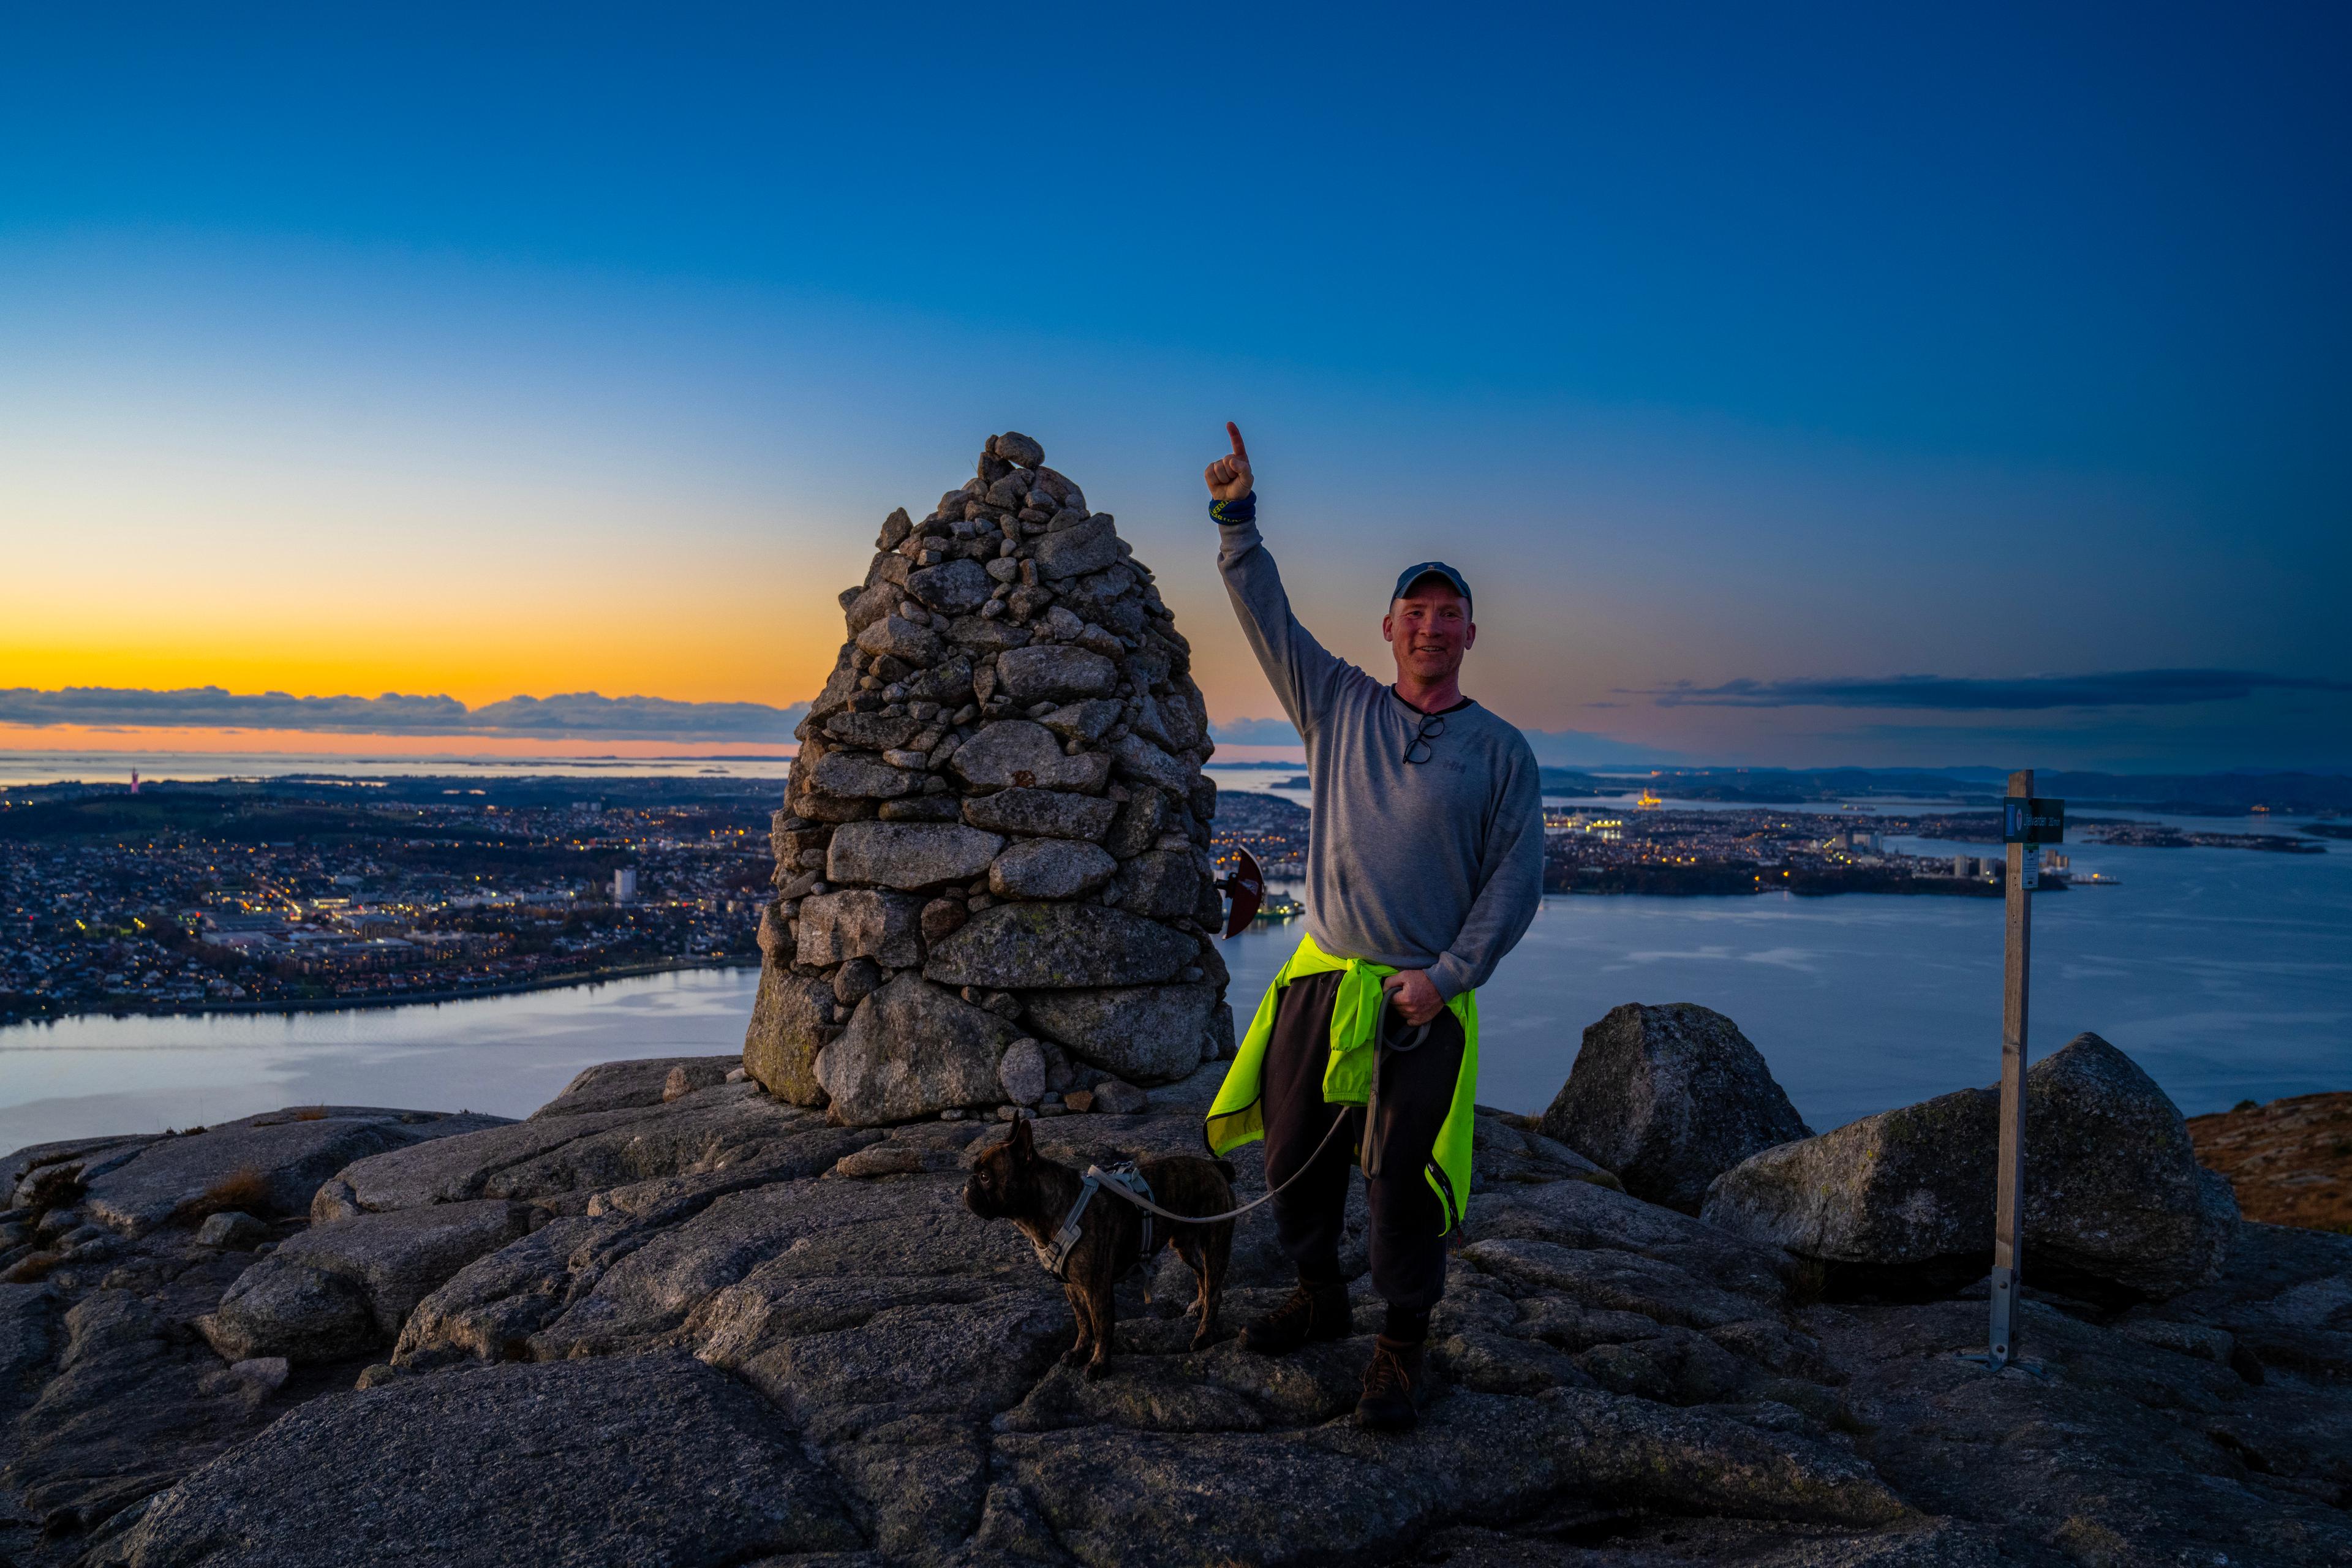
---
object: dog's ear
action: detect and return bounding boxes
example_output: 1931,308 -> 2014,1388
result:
1008,1114 -> 1036,1161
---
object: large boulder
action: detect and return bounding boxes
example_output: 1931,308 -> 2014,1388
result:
1702,1032 -> 2239,1298
1022,984 -> 1220,1084
815,974 -> 1015,1125
924,903 -> 1199,989
1698,1085 -> 1996,1275
2018,1030 -> 2242,1297
1537,1003 -> 1811,1213
115,1354 -> 860,1567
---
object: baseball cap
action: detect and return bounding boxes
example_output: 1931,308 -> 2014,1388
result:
1390,560 -> 1472,612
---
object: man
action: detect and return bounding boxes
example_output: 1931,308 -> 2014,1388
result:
1201,421 -> 1544,1432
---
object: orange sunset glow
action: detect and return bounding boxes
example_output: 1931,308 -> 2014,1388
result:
3,510 -> 854,712
0,725 -> 795,760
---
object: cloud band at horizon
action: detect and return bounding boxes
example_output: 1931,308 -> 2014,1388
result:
9,666 -> 2339,760
1642,669 -> 2352,711
0,687 -> 809,745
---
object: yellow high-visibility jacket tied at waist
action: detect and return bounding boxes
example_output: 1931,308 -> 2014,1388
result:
1207,931 -> 1482,1234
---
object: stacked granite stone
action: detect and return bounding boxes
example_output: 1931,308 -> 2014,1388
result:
743,432 -> 1236,1126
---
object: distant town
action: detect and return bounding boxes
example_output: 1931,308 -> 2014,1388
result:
1545,802 -> 2049,897
1205,788 -> 1310,880
1,771 -> 2331,1025
1208,786 -> 2327,902
0,775 -> 775,1026
1528,765 -> 2352,819
1537,794 -> 2324,896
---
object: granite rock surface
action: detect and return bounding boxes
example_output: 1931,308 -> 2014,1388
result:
1,1031 -> 2340,1568
1538,1003 -> 1811,1215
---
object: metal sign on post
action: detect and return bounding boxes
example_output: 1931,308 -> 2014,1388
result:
2003,796 -> 2062,893
1966,772 -> 2063,1373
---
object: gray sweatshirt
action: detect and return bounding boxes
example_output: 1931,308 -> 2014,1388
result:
1216,513 -> 1545,1000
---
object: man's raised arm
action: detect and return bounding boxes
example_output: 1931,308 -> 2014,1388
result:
1206,422 -> 1349,734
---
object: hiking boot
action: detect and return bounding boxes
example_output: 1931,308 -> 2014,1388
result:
1238,1281 -> 1351,1356
1354,1333 -> 1429,1432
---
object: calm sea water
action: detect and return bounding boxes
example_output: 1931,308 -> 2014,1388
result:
1233,827 -> 2350,1129
3,759 -> 2345,1153
0,969 -> 764,1155
0,751 -> 794,788
3,829 -> 2344,1154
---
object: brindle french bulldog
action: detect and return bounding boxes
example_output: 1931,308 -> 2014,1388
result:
963,1116 -> 1235,1379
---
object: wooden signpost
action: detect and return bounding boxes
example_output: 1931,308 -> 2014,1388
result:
1969,771 -> 2065,1372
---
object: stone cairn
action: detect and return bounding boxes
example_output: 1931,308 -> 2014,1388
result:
744,432 -> 1236,1126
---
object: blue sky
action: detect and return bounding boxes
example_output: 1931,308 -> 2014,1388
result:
3,3 -> 2346,769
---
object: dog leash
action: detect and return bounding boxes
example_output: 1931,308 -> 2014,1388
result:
1069,1104 -> 1357,1234
1046,1000 -> 1433,1259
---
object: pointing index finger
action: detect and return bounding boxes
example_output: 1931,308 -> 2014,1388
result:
1226,421 -> 1249,461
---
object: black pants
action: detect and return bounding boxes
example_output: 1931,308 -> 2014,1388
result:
1261,970 -> 1463,1313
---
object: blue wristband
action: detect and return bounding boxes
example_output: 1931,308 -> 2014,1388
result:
1210,492 -> 1257,526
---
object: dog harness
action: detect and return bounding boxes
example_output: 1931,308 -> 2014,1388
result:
1037,1160 -> 1158,1279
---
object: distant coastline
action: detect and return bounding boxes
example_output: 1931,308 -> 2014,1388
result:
8,753 -> 2346,818
1552,864 -> 2021,898
2,956 -> 757,1030
1529,766 -> 2352,818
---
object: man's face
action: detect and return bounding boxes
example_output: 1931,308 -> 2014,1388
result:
1382,584 -> 1475,684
